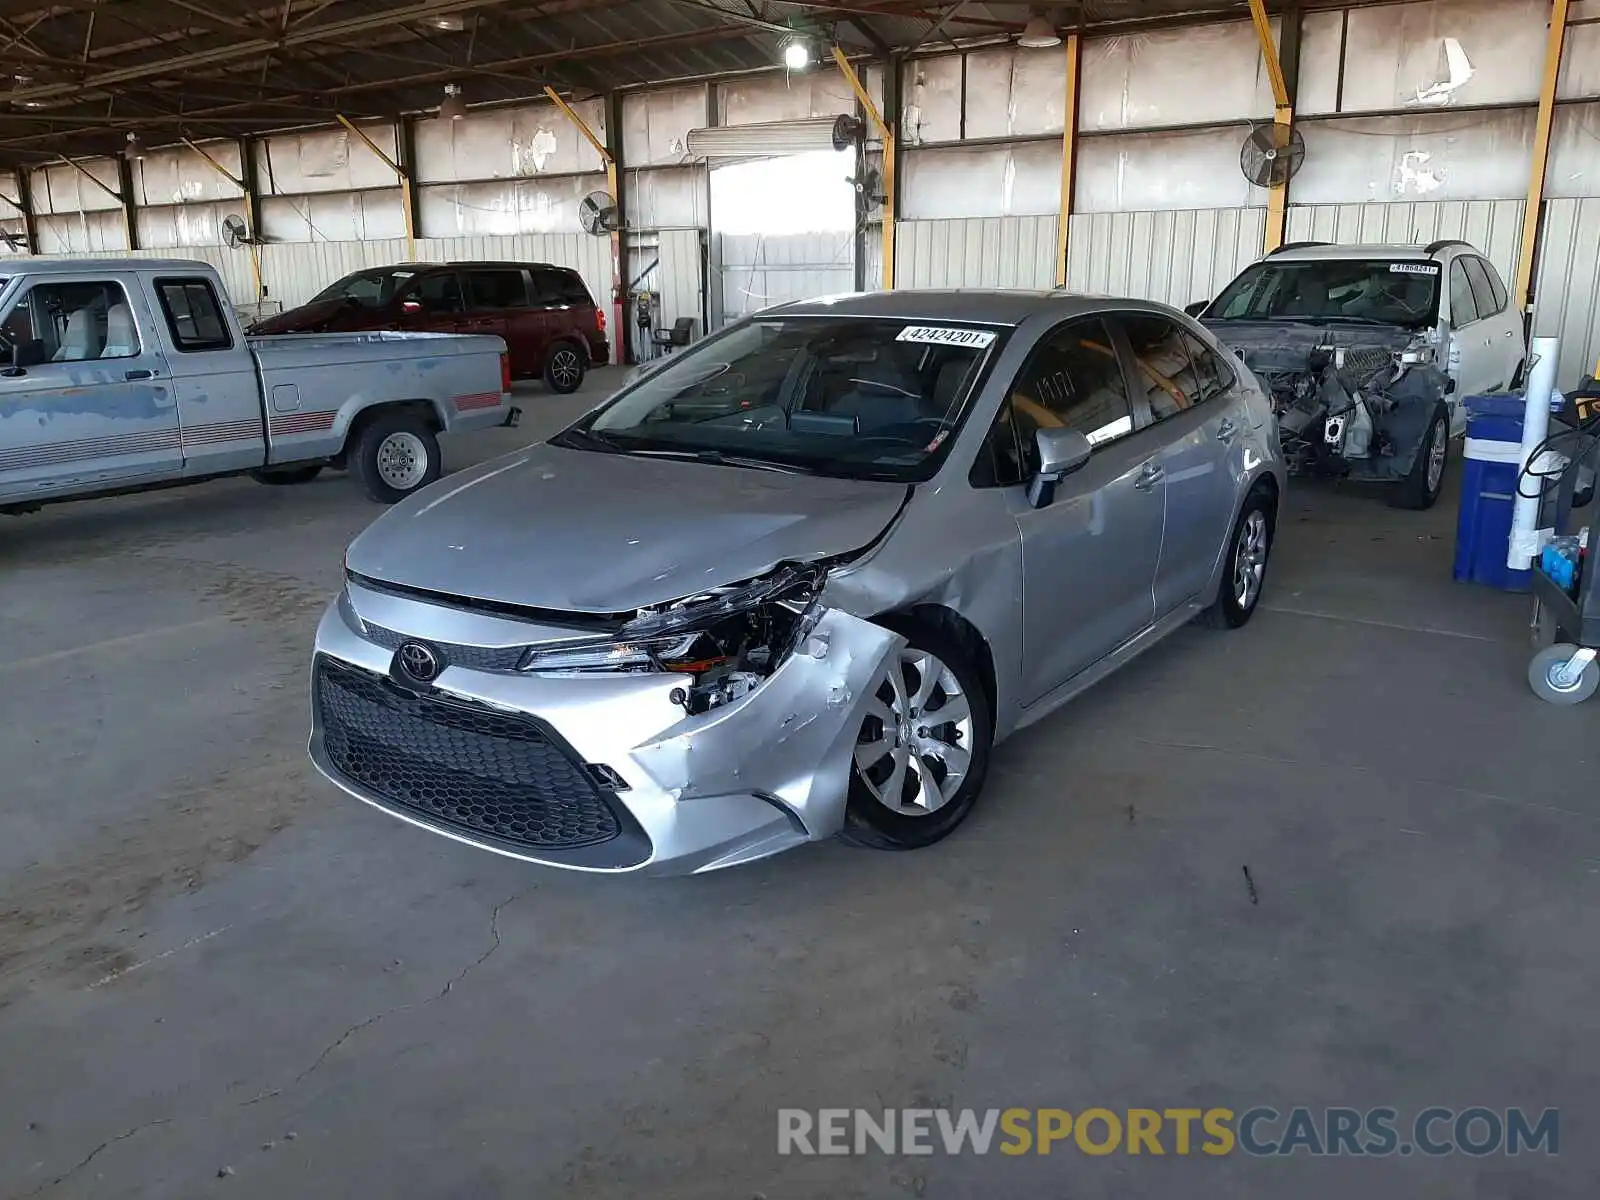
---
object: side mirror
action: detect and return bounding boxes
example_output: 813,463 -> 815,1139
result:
1184,300 -> 1210,318
1027,427 -> 1093,508
402,299 -> 423,314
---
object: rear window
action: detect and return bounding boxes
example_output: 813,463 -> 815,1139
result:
534,267 -> 593,307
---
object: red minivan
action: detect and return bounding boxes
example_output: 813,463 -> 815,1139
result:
250,261 -> 609,393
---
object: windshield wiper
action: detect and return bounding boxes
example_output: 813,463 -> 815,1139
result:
1318,315 -> 1394,326
549,426 -> 624,454
625,447 -> 813,475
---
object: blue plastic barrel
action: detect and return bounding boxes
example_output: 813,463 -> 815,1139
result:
1452,393 -> 1546,591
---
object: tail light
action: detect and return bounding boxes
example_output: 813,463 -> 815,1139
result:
595,307 -> 607,334
500,352 -> 511,392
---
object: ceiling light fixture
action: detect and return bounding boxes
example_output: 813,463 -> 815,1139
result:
782,38 -> 810,71
438,83 -> 466,121
1018,15 -> 1062,49
123,131 -> 147,161
424,14 -> 465,32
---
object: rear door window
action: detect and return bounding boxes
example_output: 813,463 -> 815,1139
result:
464,268 -> 530,310
1481,258 -> 1510,314
155,278 -> 233,352
1448,260 -> 1481,327
1114,313 -> 1203,422
1462,257 -> 1499,319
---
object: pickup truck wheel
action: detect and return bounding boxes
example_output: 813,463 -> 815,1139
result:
250,464 -> 323,486
351,414 -> 441,503
543,344 -> 586,394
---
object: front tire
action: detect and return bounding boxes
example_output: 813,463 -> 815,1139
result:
349,411 -> 441,504
543,343 -> 586,394
1391,403 -> 1449,510
841,624 -> 992,852
1199,489 -> 1275,629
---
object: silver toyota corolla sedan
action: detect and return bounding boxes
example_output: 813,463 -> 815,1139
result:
310,291 -> 1286,874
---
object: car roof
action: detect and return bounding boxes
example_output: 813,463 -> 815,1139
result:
0,256 -> 219,275
770,289 -> 1182,327
1266,242 -> 1473,262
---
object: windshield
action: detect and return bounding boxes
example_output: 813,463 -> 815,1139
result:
563,317 -> 1002,482
309,267 -> 417,309
1209,259 -> 1440,328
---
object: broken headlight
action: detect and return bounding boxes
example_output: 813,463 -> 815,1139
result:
519,564 -> 826,714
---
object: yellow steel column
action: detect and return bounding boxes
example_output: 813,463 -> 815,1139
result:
1514,0 -> 1571,314
543,85 -> 623,361
1055,32 -> 1082,288
182,137 -> 263,303
337,114 -> 414,258
1248,0 -> 1292,254
832,47 -> 895,289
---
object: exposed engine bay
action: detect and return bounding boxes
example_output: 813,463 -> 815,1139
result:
1207,321 -> 1450,482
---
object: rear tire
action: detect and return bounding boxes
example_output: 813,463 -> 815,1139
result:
1390,403 -> 1449,510
349,411 -> 441,504
543,343 -> 586,394
840,622 -> 993,852
250,464 -> 323,486
1198,488 -> 1275,629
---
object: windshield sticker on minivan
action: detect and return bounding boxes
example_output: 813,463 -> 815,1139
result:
1389,263 -> 1441,275
896,325 -> 998,348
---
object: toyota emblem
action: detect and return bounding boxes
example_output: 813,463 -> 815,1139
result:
397,640 -> 442,683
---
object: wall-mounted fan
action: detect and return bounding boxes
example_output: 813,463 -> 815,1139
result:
1240,121 -> 1306,189
221,213 -> 262,247
578,190 -> 620,236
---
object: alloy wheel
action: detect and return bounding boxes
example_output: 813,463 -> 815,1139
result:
854,647 -> 975,817
1234,508 -> 1269,610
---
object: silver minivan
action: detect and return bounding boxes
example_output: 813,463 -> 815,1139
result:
310,291 -> 1286,874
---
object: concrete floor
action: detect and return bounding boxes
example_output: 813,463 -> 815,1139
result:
2,371 -> 1597,1198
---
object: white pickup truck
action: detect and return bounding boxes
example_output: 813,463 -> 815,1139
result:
0,257 -> 518,513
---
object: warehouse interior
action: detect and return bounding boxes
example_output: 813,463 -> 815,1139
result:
4,1 -> 1600,1196
0,0 -> 1595,379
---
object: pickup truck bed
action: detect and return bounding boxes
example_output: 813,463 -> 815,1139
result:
0,257 -> 516,513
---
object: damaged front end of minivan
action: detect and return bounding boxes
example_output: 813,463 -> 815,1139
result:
1209,322 -> 1450,482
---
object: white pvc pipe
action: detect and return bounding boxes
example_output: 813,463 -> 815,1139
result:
1508,335 -> 1560,570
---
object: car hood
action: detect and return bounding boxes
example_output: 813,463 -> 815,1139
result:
345,443 -> 910,613
249,297 -> 358,334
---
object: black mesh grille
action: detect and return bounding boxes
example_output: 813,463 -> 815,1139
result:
316,658 -> 621,850
361,623 -> 527,672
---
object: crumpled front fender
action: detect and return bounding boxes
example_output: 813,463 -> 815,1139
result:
629,609 -> 906,840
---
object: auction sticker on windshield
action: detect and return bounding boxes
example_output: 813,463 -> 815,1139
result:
897,325 -> 998,348
1389,263 -> 1441,275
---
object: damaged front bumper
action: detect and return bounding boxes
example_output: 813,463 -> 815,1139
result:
308,582 -> 903,875
1212,321 -> 1450,483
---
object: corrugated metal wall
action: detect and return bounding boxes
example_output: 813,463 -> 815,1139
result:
655,229 -> 704,335
1285,200 -> 1527,287
1533,198 -> 1600,385
1065,207 -> 1267,308
896,216 -> 1058,289
714,232 -> 854,324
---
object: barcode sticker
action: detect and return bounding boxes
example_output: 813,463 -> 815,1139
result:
1389,262 -> 1441,275
896,325 -> 998,348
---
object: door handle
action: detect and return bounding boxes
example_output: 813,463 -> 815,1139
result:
125,368 -> 154,380
1216,417 -> 1239,442
1133,462 -> 1165,491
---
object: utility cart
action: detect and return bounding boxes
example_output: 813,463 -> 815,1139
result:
1528,378 -> 1600,704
